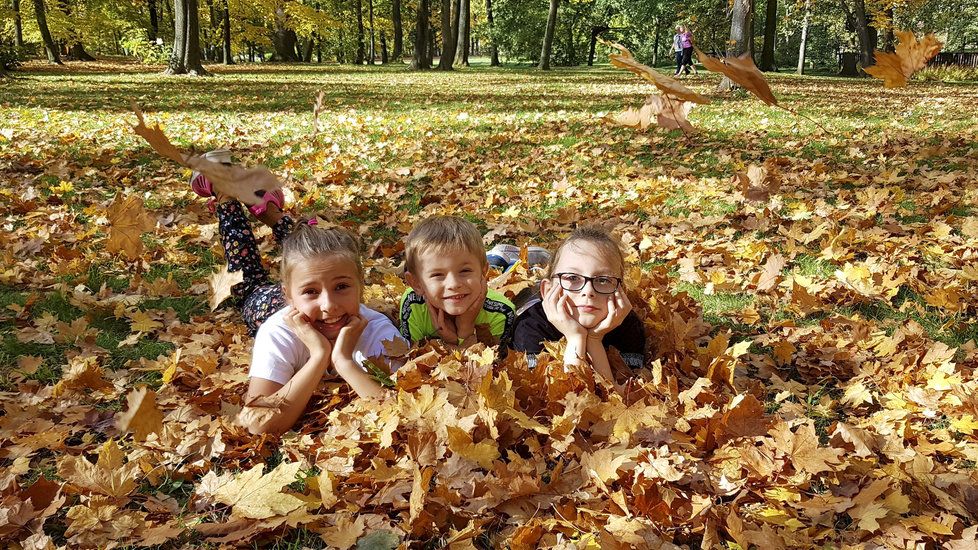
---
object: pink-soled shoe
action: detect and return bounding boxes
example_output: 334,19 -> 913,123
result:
189,149 -> 285,216
247,188 -> 285,216
189,149 -> 231,211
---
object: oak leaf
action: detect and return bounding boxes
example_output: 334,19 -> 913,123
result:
865,31 -> 943,88
115,387 -> 164,441
695,49 -> 778,106
212,462 -> 305,520
105,194 -> 155,259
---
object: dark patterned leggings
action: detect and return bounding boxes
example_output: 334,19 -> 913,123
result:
215,201 -> 294,335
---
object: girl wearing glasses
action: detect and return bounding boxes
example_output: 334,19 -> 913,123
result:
511,227 -> 646,384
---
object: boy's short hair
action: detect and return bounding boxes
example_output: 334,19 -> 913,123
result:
404,215 -> 487,274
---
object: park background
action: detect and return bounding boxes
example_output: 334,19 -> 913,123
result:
3,0 -> 978,548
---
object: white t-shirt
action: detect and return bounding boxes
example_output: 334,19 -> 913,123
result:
249,304 -> 404,385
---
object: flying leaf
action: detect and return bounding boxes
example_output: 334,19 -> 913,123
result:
209,265 -> 244,311
865,31 -> 943,88
105,194 -> 156,259
608,96 -> 695,133
131,103 -> 187,164
115,387 -> 164,441
695,49 -> 778,106
602,40 -> 710,105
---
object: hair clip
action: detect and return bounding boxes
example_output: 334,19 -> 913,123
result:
307,218 -> 318,226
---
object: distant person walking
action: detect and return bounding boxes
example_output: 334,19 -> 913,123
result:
673,25 -> 697,77
672,26 -> 685,76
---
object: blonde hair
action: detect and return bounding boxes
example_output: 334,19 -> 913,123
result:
404,215 -> 487,274
280,222 -> 364,286
546,226 -> 627,283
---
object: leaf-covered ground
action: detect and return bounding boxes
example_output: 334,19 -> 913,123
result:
2,60 -> 978,548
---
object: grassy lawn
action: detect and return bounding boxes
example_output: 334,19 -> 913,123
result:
1,60 -> 978,547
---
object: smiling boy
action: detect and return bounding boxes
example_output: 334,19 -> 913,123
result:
400,216 -> 515,348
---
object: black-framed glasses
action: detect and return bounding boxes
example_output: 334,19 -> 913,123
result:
552,273 -> 622,295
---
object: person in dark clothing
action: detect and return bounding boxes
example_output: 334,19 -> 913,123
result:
510,227 -> 646,384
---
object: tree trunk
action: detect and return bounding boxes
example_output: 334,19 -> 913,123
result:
411,0 -> 430,69
841,0 -> 874,70
718,0 -> 751,90
796,0 -> 809,74
454,0 -> 468,66
368,0 -> 375,64
380,31 -> 388,63
759,0 -> 777,70
652,17 -> 660,66
567,11 -> 577,67
882,6 -> 894,51
392,0 -> 403,60
222,0 -> 232,64
587,25 -> 606,66
14,0 -> 24,47
355,0 -> 365,64
485,0 -> 499,66
538,0 -> 559,70
437,0 -> 453,69
147,0 -> 159,41
167,0 -> 209,74
69,43 -> 96,61
427,18 -> 435,65
271,7 -> 299,61
33,0 -> 62,64
57,0 -> 97,61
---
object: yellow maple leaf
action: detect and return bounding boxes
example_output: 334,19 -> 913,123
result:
446,426 -> 499,469
128,310 -> 162,333
105,194 -> 155,259
212,462 -> 305,519
695,49 -> 778,106
115,387 -> 164,441
58,439 -> 138,498
951,414 -> 978,435
865,31 -> 943,88
208,265 -> 244,311
608,401 -> 664,444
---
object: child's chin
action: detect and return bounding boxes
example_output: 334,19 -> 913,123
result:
575,313 -> 606,329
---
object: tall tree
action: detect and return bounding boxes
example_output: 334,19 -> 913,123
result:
454,0 -> 469,66
759,0 -> 777,70
221,0 -> 232,64
437,0 -> 453,69
392,0 -> 403,60
411,0 -> 430,69
13,0 -> 24,48
32,0 -> 62,64
167,0 -> 209,74
796,0 -> 810,74
355,0 -> 365,63
840,0 -> 875,70
485,0 -> 499,66
148,0 -> 159,42
718,0 -> 752,90
271,6 -> 299,61
367,0 -> 376,64
57,0 -> 96,60
538,0 -> 559,70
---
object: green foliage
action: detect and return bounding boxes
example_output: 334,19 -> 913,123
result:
916,64 -> 978,82
120,28 -> 169,64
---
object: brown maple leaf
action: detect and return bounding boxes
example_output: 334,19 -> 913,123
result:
601,40 -> 710,105
608,95 -> 695,133
695,49 -> 778,106
865,31 -> 943,88
105,193 -> 156,260
131,103 -> 187,165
